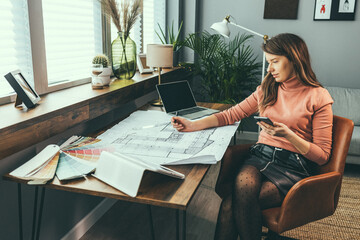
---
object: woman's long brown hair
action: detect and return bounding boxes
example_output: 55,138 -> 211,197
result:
259,33 -> 322,114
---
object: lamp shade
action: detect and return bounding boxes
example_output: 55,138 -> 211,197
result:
146,44 -> 173,68
210,19 -> 230,38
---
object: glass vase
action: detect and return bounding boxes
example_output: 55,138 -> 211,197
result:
111,32 -> 137,80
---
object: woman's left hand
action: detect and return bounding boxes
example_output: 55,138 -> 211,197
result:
257,121 -> 292,138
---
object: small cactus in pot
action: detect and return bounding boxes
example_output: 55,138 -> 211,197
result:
92,54 -> 109,67
91,54 -> 112,89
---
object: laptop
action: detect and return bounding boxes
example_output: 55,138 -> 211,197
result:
156,80 -> 220,120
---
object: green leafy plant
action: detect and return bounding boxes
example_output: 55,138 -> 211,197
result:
156,20 -> 183,52
92,54 -> 110,67
180,31 -> 262,104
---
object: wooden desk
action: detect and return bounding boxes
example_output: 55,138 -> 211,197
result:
4,102 -> 233,240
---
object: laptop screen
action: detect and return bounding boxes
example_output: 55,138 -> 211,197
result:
156,80 -> 197,113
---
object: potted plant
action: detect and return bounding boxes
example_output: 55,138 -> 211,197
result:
180,31 -> 262,104
155,20 -> 183,66
91,54 -> 112,89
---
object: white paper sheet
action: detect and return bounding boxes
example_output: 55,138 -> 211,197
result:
97,110 -> 239,165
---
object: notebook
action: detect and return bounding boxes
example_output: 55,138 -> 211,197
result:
156,80 -> 219,120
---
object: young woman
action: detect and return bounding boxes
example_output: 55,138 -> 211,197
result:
171,33 -> 333,240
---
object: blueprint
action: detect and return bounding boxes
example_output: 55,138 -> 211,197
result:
97,110 -> 239,165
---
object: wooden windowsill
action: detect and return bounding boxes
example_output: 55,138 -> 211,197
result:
0,68 -> 187,160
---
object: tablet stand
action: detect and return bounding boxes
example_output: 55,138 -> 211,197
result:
15,95 -> 24,108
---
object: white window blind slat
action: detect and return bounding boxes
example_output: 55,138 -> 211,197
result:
0,0 -> 33,97
143,0 -> 165,53
42,0 -> 102,85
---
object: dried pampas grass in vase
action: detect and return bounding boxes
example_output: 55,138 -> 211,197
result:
100,0 -> 142,39
99,0 -> 143,80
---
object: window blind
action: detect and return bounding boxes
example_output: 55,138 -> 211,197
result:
42,0 -> 102,86
0,0 -> 33,97
110,0 -> 165,54
143,0 -> 166,53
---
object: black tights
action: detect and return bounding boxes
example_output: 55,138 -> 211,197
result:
214,165 -> 284,240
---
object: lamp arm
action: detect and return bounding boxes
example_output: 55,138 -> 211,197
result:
224,16 -> 268,82
229,22 -> 269,43
229,22 -> 267,81
229,22 -> 266,40
262,52 -> 266,82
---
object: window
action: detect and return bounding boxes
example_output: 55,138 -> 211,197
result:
42,0 -> 102,87
0,0 -> 166,104
32,0 -> 103,94
0,0 -> 33,103
143,0 -> 166,53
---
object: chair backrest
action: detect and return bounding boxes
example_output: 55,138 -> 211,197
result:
318,115 -> 354,208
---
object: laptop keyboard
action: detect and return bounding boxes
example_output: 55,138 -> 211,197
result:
178,107 -> 205,115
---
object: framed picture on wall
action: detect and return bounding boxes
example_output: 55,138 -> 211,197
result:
314,0 -> 332,19
314,0 -> 357,20
263,0 -> 300,19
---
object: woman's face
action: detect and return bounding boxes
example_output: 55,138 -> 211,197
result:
265,53 -> 296,82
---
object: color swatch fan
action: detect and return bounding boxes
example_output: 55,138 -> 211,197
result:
56,136 -> 114,181
10,136 -> 114,184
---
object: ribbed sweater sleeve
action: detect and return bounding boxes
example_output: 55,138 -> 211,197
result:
215,86 -> 261,126
303,89 -> 333,164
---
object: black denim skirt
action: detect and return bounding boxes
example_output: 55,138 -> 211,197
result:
243,143 -> 315,196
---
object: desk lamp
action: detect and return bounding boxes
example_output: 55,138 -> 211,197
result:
146,44 -> 173,106
211,15 -> 268,81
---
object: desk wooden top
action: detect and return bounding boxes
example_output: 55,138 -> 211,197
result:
4,102 -> 233,210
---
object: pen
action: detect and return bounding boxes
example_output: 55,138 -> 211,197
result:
173,111 -> 178,123
141,122 -> 168,129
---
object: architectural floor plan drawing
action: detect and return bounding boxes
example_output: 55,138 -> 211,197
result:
111,123 -> 214,158
98,110 -> 239,165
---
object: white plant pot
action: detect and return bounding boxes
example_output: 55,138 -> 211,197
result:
91,67 -> 112,89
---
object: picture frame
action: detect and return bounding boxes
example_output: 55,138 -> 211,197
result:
4,70 -> 41,108
314,0 -> 357,20
263,0 -> 300,19
137,53 -> 153,74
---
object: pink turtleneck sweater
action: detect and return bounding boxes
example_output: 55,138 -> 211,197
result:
214,77 -> 334,164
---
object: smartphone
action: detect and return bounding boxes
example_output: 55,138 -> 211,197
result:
254,116 -> 274,126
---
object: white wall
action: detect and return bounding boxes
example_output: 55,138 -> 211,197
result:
176,0 -> 360,88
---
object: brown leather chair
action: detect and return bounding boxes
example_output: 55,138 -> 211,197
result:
215,115 -> 354,238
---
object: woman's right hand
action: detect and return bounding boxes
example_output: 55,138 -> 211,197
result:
171,116 -> 196,132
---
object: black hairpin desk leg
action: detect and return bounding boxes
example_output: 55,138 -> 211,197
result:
176,210 -> 179,240
18,183 -> 23,240
35,187 -> 46,240
148,205 -> 155,240
17,184 -> 46,240
31,187 -> 39,240
182,210 -> 186,240
176,210 -> 186,240
30,186 -> 45,240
